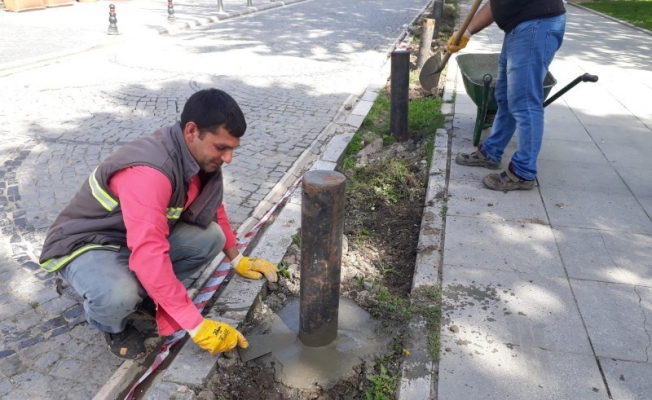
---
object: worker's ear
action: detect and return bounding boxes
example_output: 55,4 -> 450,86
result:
183,121 -> 199,143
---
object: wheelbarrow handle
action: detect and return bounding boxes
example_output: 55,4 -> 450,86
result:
582,73 -> 599,83
543,72 -> 599,108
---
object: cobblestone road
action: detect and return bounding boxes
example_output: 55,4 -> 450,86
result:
0,0 -> 428,397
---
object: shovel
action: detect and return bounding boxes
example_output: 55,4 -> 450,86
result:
419,0 -> 483,91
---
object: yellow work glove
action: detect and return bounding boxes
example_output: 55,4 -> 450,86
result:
188,319 -> 248,355
231,254 -> 278,282
447,30 -> 472,54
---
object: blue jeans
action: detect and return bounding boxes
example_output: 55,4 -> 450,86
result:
59,222 -> 224,333
480,14 -> 566,180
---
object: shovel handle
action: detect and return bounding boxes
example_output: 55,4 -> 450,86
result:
435,0 -> 484,74
451,0 -> 483,46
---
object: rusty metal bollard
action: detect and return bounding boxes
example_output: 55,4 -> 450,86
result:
107,4 -> 119,35
299,170 -> 346,347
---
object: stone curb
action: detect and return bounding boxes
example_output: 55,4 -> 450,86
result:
567,2 -> 652,37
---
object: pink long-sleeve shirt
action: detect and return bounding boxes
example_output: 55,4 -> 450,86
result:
108,166 -> 236,335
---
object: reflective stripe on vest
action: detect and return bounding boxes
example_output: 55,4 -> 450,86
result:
89,168 -> 118,212
167,207 -> 182,220
89,169 -> 181,219
40,243 -> 121,272
43,170 -> 185,272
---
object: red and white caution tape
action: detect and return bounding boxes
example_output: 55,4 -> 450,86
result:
124,175 -> 303,399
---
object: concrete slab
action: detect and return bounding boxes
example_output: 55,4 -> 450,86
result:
571,280 -> 651,362
543,101 -> 578,123
442,266 -> 594,354
453,99 -> 478,116
439,337 -> 607,400
538,139 -> 609,165
360,90 -> 379,102
448,143 -> 517,183
618,166 -> 652,216
447,179 -> 549,223
319,132 -> 353,165
443,216 -> 566,277
537,160 -> 632,195
540,187 -> 652,235
618,166 -> 652,199
553,227 -> 652,287
543,119 -> 593,143
346,114 -> 365,129
160,336 -> 217,388
351,100 -> 374,116
601,358 -> 652,400
452,113 -> 477,136
584,124 -> 652,168
397,316 -> 434,399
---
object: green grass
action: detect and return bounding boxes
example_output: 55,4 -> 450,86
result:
359,90 -> 393,143
347,159 -> 423,208
365,365 -> 397,400
277,262 -> 292,279
291,232 -> 301,247
580,0 -> 652,30
409,97 -> 443,133
372,286 -> 412,325
343,92 -> 444,170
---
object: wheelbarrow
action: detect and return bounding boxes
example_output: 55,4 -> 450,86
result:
457,53 -> 599,146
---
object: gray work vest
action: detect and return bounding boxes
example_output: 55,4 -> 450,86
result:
39,122 -> 224,272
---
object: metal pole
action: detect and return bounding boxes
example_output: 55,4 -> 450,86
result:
217,0 -> 224,13
247,0 -> 252,7
390,50 -> 410,142
299,170 -> 346,348
107,4 -> 119,35
432,0 -> 443,39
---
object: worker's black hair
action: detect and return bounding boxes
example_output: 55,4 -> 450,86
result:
180,88 -> 246,138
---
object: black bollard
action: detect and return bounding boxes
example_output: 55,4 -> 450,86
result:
217,0 -> 224,12
390,50 -> 410,142
167,0 -> 175,21
107,4 -> 119,35
299,170 -> 346,347
432,0 -> 443,39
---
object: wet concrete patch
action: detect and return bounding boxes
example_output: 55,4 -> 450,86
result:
240,298 -> 391,390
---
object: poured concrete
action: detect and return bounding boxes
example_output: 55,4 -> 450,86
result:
240,298 -> 391,390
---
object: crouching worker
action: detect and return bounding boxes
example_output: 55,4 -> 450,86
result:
38,88 -> 278,360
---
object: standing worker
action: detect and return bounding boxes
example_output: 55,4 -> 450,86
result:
450,0 -> 566,190
39,88 -> 278,360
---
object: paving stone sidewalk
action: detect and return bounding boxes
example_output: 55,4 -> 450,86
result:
0,0 -> 305,72
0,0 -> 428,397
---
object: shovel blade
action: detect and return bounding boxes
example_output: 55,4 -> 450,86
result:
419,52 -> 443,91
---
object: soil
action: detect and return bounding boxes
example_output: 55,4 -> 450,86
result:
190,9 -> 452,400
